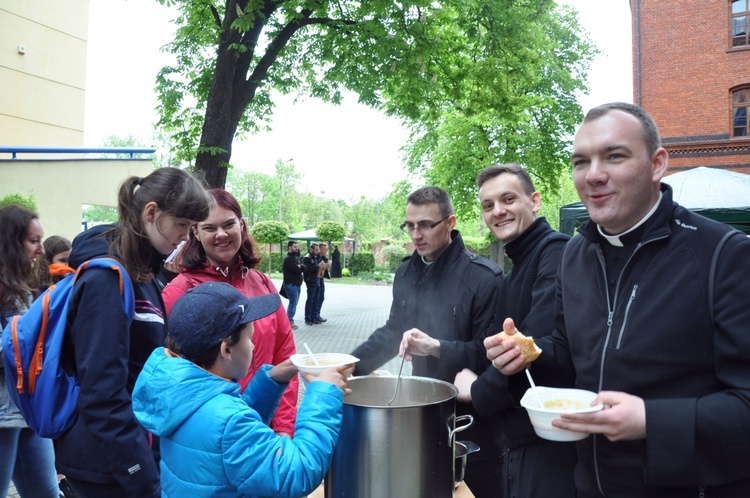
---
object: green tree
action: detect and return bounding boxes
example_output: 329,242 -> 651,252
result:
225,167 -> 276,223
155,0 -> 595,189
274,159 -> 301,222
81,205 -> 119,225
315,220 -> 345,242
403,4 -> 596,221
536,169 -> 578,231
0,193 -> 38,212
250,220 -> 290,272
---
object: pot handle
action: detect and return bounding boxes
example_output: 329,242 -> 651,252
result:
448,414 -> 474,446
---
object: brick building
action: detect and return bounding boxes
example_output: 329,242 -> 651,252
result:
632,0 -> 750,173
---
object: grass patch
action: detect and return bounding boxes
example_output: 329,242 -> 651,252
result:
267,272 -> 391,285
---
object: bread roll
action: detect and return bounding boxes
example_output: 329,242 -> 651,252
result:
498,328 -> 542,363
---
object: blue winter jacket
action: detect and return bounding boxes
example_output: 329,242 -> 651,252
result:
132,348 -> 343,498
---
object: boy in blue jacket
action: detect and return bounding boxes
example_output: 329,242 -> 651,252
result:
133,282 -> 350,498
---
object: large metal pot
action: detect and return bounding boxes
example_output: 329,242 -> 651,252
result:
325,375 -> 472,498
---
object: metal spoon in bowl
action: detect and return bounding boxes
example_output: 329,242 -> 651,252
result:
387,347 -> 408,406
525,368 -> 543,408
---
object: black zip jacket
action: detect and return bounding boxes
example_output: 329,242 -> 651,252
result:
302,253 -> 319,286
471,218 -> 573,442
532,185 -> 750,496
470,218 -> 575,497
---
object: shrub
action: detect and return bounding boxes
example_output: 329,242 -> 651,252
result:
347,253 -> 375,276
259,251 -> 284,273
341,268 -> 351,277
462,235 -> 491,259
381,245 -> 408,272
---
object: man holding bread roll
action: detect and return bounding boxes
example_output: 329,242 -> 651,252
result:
453,164 -> 576,498
487,103 -> 750,496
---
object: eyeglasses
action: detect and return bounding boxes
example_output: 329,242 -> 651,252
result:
400,216 -> 450,234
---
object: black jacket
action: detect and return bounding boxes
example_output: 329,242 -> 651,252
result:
282,252 -> 304,286
351,230 -> 503,460
471,218 -> 572,445
470,218 -> 576,497
533,185 -> 750,496
56,224 -> 162,497
302,252 -> 319,286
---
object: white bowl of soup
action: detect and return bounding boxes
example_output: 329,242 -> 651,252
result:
290,353 -> 359,374
520,386 -> 603,441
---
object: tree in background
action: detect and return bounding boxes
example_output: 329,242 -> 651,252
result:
82,205 -> 119,226
403,4 -> 596,221
155,0 -> 595,190
0,193 -> 37,212
250,220 -> 290,273
315,220 -> 345,244
225,167 -> 276,224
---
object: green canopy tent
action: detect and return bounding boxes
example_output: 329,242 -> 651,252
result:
560,167 -> 750,236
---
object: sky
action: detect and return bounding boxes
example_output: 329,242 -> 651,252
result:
84,0 -> 633,201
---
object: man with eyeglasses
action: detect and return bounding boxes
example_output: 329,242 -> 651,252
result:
351,186 -> 503,497
454,164 -> 575,498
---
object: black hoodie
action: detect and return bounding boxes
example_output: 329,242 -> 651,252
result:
55,224 -> 162,496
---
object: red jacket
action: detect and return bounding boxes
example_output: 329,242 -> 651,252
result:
162,261 -> 299,436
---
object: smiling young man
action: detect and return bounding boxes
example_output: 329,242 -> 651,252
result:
486,103 -> 750,496
350,186 -> 503,498
453,164 -> 574,498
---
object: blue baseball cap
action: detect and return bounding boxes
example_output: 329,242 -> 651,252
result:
168,282 -> 281,358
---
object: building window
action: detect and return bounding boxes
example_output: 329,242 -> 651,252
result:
733,88 -> 750,137
733,0 -> 750,46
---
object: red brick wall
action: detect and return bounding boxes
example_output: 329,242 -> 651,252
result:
633,0 -> 750,173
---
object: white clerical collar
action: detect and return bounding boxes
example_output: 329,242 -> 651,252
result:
421,255 -> 434,265
597,192 -> 662,247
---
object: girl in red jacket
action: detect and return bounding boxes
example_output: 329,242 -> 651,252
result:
162,189 -> 299,437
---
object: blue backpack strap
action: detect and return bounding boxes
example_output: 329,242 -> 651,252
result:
75,258 -> 135,320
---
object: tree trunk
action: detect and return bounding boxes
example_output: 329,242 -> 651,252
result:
193,56 -> 241,189
192,7 -> 246,190
191,2 -> 304,189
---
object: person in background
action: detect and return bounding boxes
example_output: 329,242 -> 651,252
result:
315,242 -> 331,322
44,235 -> 74,283
133,282 -> 350,497
281,240 -> 304,330
0,205 -> 60,498
487,102 -> 750,496
350,186 -> 503,498
162,189 -> 299,438
302,243 -> 322,325
56,167 -> 211,498
330,245 -> 342,278
453,164 -> 575,498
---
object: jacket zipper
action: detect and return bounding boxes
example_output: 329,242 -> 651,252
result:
615,285 -> 638,349
591,234 -> 667,496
